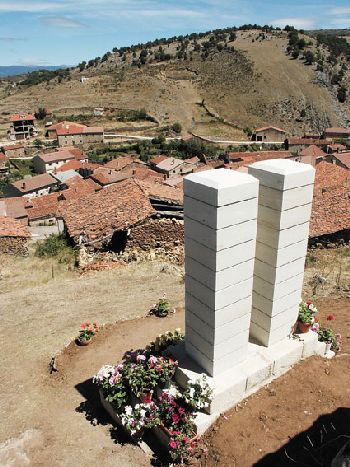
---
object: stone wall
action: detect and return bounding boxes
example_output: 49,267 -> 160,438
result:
124,217 -> 184,264
0,237 -> 28,255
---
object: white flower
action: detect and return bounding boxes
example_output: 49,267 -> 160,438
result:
140,409 -> 146,418
124,406 -> 133,416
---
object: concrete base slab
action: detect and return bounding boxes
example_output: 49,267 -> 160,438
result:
168,331 -> 321,435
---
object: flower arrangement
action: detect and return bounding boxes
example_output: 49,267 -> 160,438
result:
298,301 -> 317,324
317,314 -> 342,352
182,374 -> 213,410
78,322 -> 98,343
150,297 -> 171,318
93,364 -> 128,409
93,329 -> 211,463
121,402 -> 159,438
146,329 -> 184,354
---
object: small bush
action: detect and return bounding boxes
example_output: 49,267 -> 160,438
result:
35,234 -> 75,264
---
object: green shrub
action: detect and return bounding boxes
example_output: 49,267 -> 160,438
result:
35,234 -> 75,264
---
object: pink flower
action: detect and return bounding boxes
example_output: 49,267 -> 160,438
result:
327,314 -> 335,321
172,413 -> 179,424
178,407 -> 185,414
169,440 -> 177,449
136,354 -> 146,363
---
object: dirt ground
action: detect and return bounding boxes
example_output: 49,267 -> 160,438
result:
0,250 -> 349,466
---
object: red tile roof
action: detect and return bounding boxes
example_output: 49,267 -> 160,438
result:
135,179 -> 183,204
90,168 -> 132,186
39,147 -> 85,163
10,173 -> 58,194
10,113 -> 35,122
0,197 -> 27,220
310,162 -> 350,237
332,152 -> 350,169
104,156 -> 133,171
25,192 -> 60,221
324,127 -> 350,136
288,138 -> 327,146
59,177 -> 100,201
255,126 -> 286,133
58,179 -> 155,243
0,216 -> 31,237
299,145 -> 327,158
3,144 -> 24,152
150,155 -> 169,166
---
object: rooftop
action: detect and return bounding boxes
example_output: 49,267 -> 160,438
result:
136,179 -> 183,204
104,156 -> 133,171
25,192 -> 60,221
10,173 -> 58,194
10,113 -> 35,122
0,216 -> 31,238
299,145 -> 327,158
0,197 -> 27,220
156,157 -> 185,172
39,147 -> 85,164
324,127 -> 350,135
90,168 -> 132,186
332,152 -> 350,170
310,162 -> 350,237
58,179 -> 154,244
52,170 -> 82,184
255,126 -> 286,133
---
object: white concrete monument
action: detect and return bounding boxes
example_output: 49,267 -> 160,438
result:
248,159 -> 315,346
170,161 -> 321,433
184,169 -> 259,376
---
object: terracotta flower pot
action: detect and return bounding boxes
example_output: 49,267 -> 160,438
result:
297,321 -> 312,333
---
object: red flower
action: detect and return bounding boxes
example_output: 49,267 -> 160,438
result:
327,314 -> 335,321
81,323 -> 88,329
169,440 -> 177,449
178,407 -> 185,414
306,300 -> 313,305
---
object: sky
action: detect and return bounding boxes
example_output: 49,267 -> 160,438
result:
0,0 -> 350,66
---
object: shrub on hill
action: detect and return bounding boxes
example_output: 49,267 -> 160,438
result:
35,234 -> 75,264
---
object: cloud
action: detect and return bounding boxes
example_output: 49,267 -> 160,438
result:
40,16 -> 87,28
270,17 -> 316,29
330,17 -> 350,26
329,7 -> 350,15
17,57 -> 49,66
0,1 -> 61,12
0,37 -> 25,42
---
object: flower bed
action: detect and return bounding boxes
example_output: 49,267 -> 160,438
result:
93,329 -> 211,463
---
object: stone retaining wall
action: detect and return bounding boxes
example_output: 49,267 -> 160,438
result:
0,237 -> 28,255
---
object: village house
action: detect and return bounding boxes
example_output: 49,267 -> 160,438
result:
33,147 -> 87,173
252,126 -> 286,143
296,145 -> 327,166
2,143 -> 25,159
4,173 -> 59,198
54,160 -> 101,178
89,168 -> 133,187
52,170 -> 83,184
323,127 -> 350,140
47,121 -> 104,147
0,216 -> 31,255
0,197 -> 28,224
153,157 -> 195,178
104,156 -> 133,171
24,192 -> 60,226
0,152 -> 9,174
328,152 -> 350,170
327,143 -> 347,154
287,137 -> 328,153
8,113 -> 37,141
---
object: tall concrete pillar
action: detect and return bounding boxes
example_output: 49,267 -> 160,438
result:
248,159 -> 315,346
183,169 -> 258,376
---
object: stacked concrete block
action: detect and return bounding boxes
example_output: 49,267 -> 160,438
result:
248,159 -> 315,347
183,169 -> 259,377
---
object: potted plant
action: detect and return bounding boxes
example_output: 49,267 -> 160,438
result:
93,363 -> 129,423
121,402 -> 159,440
146,329 -> 184,354
182,374 -> 213,413
76,322 -> 98,345
150,297 -> 171,318
124,353 -> 159,403
297,301 -> 317,333
317,327 -> 341,352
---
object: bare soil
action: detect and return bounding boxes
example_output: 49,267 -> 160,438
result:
0,250 -> 349,466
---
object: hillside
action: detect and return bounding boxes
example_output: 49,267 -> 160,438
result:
0,27 -> 349,139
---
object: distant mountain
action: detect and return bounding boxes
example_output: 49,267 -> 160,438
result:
0,65 -> 68,77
